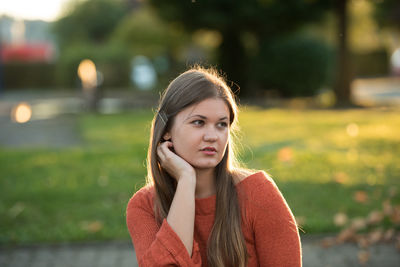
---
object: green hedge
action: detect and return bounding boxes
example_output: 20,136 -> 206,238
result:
56,43 -> 131,88
351,50 -> 389,78
2,62 -> 56,89
251,34 -> 334,97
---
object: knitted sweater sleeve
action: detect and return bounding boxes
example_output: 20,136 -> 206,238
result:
251,173 -> 302,266
126,187 -> 202,266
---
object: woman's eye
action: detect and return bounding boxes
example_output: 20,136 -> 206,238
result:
192,120 -> 204,126
217,122 -> 228,128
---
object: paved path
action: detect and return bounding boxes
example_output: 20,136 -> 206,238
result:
0,237 -> 399,267
0,114 -> 82,148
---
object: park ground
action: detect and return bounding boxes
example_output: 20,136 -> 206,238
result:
0,85 -> 399,266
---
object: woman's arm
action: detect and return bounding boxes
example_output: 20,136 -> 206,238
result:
167,173 -> 196,256
126,187 -> 201,266
252,174 -> 302,266
157,141 -> 197,256
126,140 -> 200,266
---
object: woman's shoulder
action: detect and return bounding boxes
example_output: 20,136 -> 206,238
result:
235,169 -> 281,200
234,169 -> 274,186
126,184 -> 155,210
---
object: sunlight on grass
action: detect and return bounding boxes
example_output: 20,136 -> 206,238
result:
0,107 -> 399,244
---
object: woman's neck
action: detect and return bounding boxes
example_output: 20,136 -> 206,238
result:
194,168 -> 216,199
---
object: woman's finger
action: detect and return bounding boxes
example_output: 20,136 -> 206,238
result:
157,143 -> 166,162
159,141 -> 173,158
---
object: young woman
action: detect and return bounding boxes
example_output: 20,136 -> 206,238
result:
126,67 -> 302,266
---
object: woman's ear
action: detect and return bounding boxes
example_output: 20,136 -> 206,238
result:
163,132 -> 171,141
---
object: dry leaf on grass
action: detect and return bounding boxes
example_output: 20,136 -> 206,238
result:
351,217 -> 367,231
336,228 -> 356,243
366,210 -> 384,225
383,200 -> 393,216
277,147 -> 293,162
353,191 -> 369,203
334,212 -> 348,226
80,220 -> 104,233
383,228 -> 395,242
368,229 -> 383,244
333,172 -> 349,184
390,206 -> 400,225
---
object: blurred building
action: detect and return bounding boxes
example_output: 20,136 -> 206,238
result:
0,15 -> 56,63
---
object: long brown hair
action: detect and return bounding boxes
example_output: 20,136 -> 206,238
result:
146,66 -> 248,266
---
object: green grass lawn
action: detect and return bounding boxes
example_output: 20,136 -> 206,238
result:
1,107 -> 399,245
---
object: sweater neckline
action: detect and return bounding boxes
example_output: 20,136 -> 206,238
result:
194,171 -> 262,216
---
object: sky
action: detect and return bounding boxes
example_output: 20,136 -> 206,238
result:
0,0 -> 70,21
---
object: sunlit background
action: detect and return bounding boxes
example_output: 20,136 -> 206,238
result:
0,0 -> 69,21
0,0 -> 399,266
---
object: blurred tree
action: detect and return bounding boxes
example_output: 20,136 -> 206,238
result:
333,0 -> 352,106
112,7 -> 188,57
53,0 -> 130,48
52,0 -> 133,89
374,0 -> 400,30
147,0 -> 331,96
252,34 -> 333,97
111,6 -> 193,88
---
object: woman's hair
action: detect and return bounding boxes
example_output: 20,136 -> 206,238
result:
146,66 -> 248,267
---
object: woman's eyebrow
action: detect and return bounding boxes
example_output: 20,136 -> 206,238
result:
187,114 -> 228,120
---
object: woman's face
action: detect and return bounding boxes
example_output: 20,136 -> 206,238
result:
164,98 -> 230,170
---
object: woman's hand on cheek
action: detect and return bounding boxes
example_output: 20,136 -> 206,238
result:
157,141 -> 196,183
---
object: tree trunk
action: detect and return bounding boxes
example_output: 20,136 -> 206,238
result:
334,0 -> 353,106
218,30 -> 247,97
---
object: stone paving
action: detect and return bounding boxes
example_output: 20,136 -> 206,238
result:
0,241 -> 137,267
0,237 -> 399,267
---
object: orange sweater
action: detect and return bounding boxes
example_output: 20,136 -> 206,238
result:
126,171 -> 302,266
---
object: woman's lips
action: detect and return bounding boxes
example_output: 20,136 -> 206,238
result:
202,150 -> 216,155
201,147 -> 217,155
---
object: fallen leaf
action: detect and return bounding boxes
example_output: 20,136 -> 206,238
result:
320,237 -> 336,248
358,250 -> 370,265
366,210 -> 384,225
351,217 -> 367,231
383,229 -> 395,242
336,228 -> 356,243
390,206 -> 400,225
382,200 -> 393,216
80,220 -> 104,233
356,236 -> 369,249
368,229 -> 383,244
353,191 -> 369,204
278,147 -> 293,162
334,212 -> 348,226
333,172 -> 349,184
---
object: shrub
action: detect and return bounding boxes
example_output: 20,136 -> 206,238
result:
2,62 -> 56,89
251,34 -> 334,97
55,43 -> 131,88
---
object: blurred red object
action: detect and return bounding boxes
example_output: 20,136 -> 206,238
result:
0,43 -> 54,63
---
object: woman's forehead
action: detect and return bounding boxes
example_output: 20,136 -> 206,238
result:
179,98 -> 230,120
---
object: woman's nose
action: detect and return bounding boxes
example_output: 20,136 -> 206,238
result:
203,126 -> 218,141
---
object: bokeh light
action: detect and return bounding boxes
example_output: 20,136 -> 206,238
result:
346,123 -> 359,137
77,59 -> 97,89
11,102 -> 32,123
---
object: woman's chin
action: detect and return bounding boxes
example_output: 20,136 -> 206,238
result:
191,160 -> 221,170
